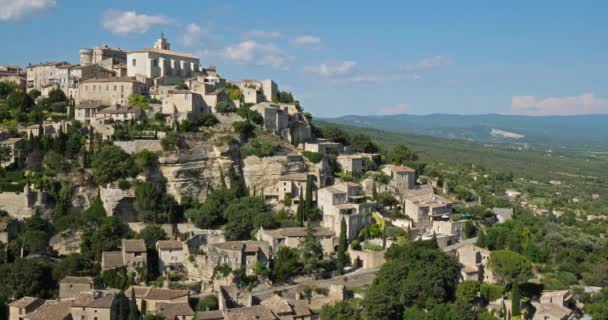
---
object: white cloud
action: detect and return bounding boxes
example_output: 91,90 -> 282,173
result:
304,61 -> 357,77
182,23 -> 204,47
0,0 -> 55,21
402,56 -> 451,70
243,30 -> 281,39
223,40 -> 291,70
102,10 -> 172,35
511,93 -> 608,116
293,35 -> 321,46
380,103 -> 410,115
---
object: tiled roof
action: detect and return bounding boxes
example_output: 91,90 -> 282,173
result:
157,240 -> 183,250
287,300 -> 312,318
97,105 -> 139,115
101,251 -> 124,269
59,276 -> 94,285
260,294 -> 292,314
27,301 -> 71,320
385,164 -> 416,173
75,101 -> 109,109
156,302 -> 194,319
9,296 -> 44,309
72,291 -> 117,308
224,305 -> 277,320
122,239 -> 146,253
195,310 -> 224,320
145,287 -> 189,301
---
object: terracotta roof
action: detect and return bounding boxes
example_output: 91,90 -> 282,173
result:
101,251 -> 124,269
130,48 -> 197,59
196,310 -> 224,320
27,301 -> 71,320
262,227 -> 334,239
9,296 -> 44,309
156,302 -> 194,319
122,239 -> 146,253
75,101 -> 109,109
287,300 -> 312,318
97,106 -> 139,115
533,302 -> 572,319
211,241 -> 245,251
88,293 -> 116,308
321,186 -> 345,194
224,305 -> 277,320
27,61 -> 70,68
59,276 -> 94,285
72,291 -> 117,308
157,240 -> 183,250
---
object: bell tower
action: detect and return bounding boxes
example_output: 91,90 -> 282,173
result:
154,33 -> 171,50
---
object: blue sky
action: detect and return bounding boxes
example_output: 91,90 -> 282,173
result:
2,0 -> 608,117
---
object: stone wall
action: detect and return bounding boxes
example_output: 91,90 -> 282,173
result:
114,140 -> 163,154
348,248 -> 386,270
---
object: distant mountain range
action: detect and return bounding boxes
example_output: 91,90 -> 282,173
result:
320,114 -> 608,149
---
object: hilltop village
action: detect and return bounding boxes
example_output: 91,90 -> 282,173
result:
0,36 -> 599,320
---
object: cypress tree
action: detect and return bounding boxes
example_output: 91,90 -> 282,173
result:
296,190 -> 305,226
128,288 -> 140,320
372,180 -> 378,201
304,175 -> 313,220
512,283 -> 521,316
336,217 -> 348,275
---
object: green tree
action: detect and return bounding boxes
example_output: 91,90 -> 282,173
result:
223,197 -> 276,240
196,113 -> 219,127
319,125 -> 350,145
28,89 -> 41,100
128,288 -> 140,320
91,145 -> 137,185
299,225 -> 323,277
47,88 -> 67,103
6,90 -> 35,112
319,300 -> 361,320
197,295 -> 219,311
128,93 -> 150,109
138,225 -> 167,250
386,145 -> 418,164
456,280 -> 480,304
133,149 -> 158,174
377,192 -> 398,209
0,145 -> 12,164
488,250 -> 532,284
336,217 -> 348,275
160,132 -> 178,151
0,81 -> 17,99
215,101 -> 236,113
271,247 -> 300,282
349,134 -> 378,153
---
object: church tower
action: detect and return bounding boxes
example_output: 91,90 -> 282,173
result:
154,33 -> 171,50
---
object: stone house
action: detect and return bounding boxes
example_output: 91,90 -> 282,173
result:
348,248 -> 386,269
20,121 -> 69,138
532,290 -> 576,320
259,294 -> 312,320
55,64 -> 115,93
431,219 -> 467,240
453,243 -> 495,283
26,301 -> 72,320
8,297 -> 44,320
101,239 -> 147,275
160,89 -> 207,122
251,102 -> 311,144
300,139 -> 344,155
156,302 -> 195,320
271,173 -> 309,204
337,154 -> 364,176
156,240 -> 185,274
127,35 -> 200,87
76,77 -> 146,106
70,290 -> 123,320
404,192 -> 452,231
257,227 -> 335,255
318,182 -> 375,240
382,165 -> 416,192
26,61 -> 71,93
79,45 -> 127,69
59,276 -> 95,300
74,102 -> 109,124
207,241 -> 271,276
93,105 -> 143,124
237,79 -> 277,104
128,286 -> 189,316
0,185 -> 46,220
0,65 -> 26,88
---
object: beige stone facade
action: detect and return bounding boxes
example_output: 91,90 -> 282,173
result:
453,243 -> 495,283
257,227 -> 335,255
26,61 -> 71,93
318,183 -> 375,240
76,77 -> 146,106
59,276 -> 95,300
207,241 -> 271,276
337,154 -> 364,175
382,165 -> 416,192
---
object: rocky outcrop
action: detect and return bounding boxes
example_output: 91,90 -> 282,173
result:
99,185 -> 136,221
159,142 -> 236,203
242,155 -> 309,196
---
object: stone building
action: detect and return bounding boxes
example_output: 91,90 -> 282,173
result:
0,217 -> 17,243
207,241 -> 271,276
94,105 -> 143,124
0,65 -> 26,88
26,61 -> 71,93
318,182 -> 375,240
127,35 -> 200,86
337,154 -> 364,176
59,276 -> 95,300
156,240 -> 185,274
251,102 -> 311,144
160,89 -> 207,121
76,77 -> 146,106
0,185 -> 47,220
129,286 -> 189,316
74,102 -> 108,124
532,290 -> 576,320
26,301 -> 72,320
237,79 -> 277,104
55,64 -> 115,93
70,290 -> 123,320
101,239 -> 147,275
382,164 -> 416,192
431,219 -> 466,241
453,243 -> 495,283
300,139 -> 344,155
0,137 -> 23,168
79,45 -> 127,69
404,192 -> 452,231
271,173 -> 309,203
8,297 -> 44,320
257,226 -> 335,255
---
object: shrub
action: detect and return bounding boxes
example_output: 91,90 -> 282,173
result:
303,151 -> 323,163
242,136 -> 280,157
117,179 -> 131,190
161,132 -> 178,151
197,113 -> 219,127
215,101 -> 236,113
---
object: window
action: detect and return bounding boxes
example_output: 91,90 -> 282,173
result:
132,59 -> 137,66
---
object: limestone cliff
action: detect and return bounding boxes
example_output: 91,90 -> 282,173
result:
242,155 -> 310,196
